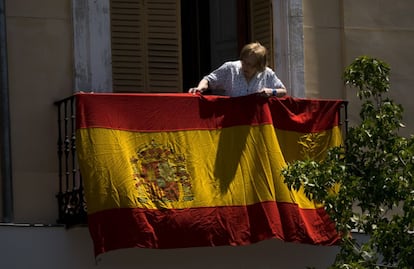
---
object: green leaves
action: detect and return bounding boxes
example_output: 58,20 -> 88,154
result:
283,56 -> 414,268
344,56 -> 391,101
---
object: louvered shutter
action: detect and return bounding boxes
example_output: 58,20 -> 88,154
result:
110,0 -> 182,93
146,0 -> 182,92
110,0 -> 145,92
250,0 -> 274,68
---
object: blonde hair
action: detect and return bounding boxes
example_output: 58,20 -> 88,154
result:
239,42 -> 268,72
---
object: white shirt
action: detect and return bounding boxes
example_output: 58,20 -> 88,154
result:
204,60 -> 285,97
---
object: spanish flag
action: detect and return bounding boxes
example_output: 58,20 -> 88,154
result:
76,93 -> 343,256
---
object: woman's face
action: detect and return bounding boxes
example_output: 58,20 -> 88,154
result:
241,55 -> 258,81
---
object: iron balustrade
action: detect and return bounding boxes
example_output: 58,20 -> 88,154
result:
55,95 -> 87,226
54,94 -> 348,227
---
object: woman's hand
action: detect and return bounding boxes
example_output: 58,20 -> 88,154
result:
260,87 -> 287,97
260,88 -> 274,97
189,79 -> 209,95
188,87 -> 204,94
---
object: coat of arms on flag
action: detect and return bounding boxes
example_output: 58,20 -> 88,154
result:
131,140 -> 194,204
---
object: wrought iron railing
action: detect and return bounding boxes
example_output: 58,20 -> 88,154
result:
339,100 -> 349,138
54,94 -> 348,227
54,95 -> 87,226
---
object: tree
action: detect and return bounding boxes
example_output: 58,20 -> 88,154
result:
282,56 -> 414,268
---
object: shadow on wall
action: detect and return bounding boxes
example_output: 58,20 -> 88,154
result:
0,225 -> 343,269
95,238 -> 340,269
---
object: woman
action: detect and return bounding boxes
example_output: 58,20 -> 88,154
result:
188,42 -> 287,97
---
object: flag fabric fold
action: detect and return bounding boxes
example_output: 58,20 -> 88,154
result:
76,93 -> 344,256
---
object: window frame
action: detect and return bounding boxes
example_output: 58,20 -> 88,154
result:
72,0 -> 305,97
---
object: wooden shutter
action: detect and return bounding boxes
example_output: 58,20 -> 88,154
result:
250,0 -> 274,68
110,0 -> 182,93
110,0 -> 144,92
146,0 -> 182,92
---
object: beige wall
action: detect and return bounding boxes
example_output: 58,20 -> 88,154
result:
303,0 -> 414,136
303,0 -> 345,100
6,0 -> 73,222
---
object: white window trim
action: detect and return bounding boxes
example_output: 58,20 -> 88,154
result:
72,0 -> 112,93
273,0 -> 305,97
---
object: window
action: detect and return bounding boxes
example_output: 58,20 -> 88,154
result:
72,0 -> 304,96
109,0 -> 275,93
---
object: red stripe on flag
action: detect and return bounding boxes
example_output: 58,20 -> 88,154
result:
269,97 -> 344,133
88,202 -> 340,256
269,98 -> 343,133
76,93 -> 344,133
76,93 -> 273,131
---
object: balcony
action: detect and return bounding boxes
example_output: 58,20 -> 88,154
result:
54,93 -> 348,227
54,95 -> 87,226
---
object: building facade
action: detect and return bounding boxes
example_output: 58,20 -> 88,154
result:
1,0 -> 413,268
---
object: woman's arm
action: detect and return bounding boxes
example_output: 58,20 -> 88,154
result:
260,87 -> 287,97
188,79 -> 209,94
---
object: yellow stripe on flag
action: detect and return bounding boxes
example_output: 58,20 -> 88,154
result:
276,126 -> 343,162
77,124 -> 331,214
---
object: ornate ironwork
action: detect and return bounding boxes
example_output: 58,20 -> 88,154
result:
55,95 -> 87,226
